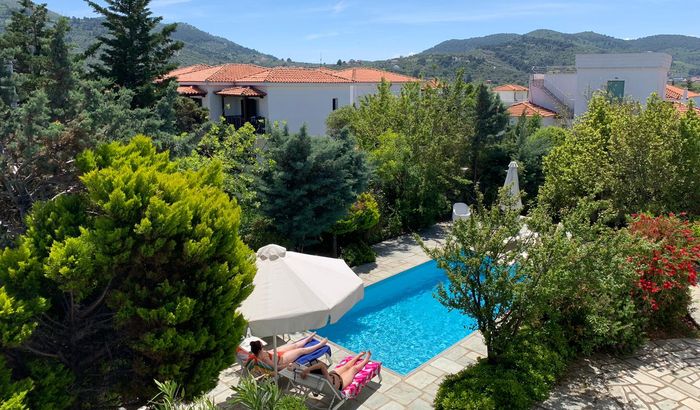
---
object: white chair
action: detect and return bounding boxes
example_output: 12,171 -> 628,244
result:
452,203 -> 471,222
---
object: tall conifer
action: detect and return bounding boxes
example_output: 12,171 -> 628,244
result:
87,0 -> 183,107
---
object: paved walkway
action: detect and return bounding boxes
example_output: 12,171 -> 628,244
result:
208,225 -> 700,409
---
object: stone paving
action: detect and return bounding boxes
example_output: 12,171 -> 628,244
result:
539,339 -> 700,410
207,224 -> 700,409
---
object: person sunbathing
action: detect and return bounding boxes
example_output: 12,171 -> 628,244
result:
296,351 -> 372,392
249,333 -> 328,369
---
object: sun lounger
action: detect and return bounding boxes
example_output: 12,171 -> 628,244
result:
236,336 -> 332,379
280,355 -> 382,410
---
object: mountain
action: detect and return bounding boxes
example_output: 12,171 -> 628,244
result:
368,30 -> 700,84
0,0 -> 283,66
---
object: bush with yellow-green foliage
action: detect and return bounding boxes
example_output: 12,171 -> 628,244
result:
0,137 -> 255,408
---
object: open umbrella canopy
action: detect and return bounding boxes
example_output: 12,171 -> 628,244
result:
239,244 -> 364,337
502,161 -> 523,211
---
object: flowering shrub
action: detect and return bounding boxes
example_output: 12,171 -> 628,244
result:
628,214 -> 700,326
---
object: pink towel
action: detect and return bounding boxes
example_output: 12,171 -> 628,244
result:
334,356 -> 382,398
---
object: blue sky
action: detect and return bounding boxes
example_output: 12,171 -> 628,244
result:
43,0 -> 697,63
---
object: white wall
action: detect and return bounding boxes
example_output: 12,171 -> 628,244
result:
238,83 -> 352,135
192,81 -> 407,134
573,53 -> 671,116
543,73 -> 576,110
352,83 -> 404,106
496,90 -> 528,106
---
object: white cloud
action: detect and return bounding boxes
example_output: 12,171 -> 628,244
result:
305,0 -> 350,15
305,31 -> 340,40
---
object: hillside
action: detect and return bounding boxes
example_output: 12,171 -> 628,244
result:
369,30 -> 700,84
0,0 -> 282,66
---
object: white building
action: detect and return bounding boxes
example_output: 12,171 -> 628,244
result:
529,53 -> 675,118
492,84 -> 528,106
168,64 -> 419,135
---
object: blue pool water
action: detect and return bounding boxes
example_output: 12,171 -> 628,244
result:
316,260 -> 476,375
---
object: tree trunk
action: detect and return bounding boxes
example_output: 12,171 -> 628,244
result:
332,234 -> 338,258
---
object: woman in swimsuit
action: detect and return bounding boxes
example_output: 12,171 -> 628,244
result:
249,333 -> 328,369
298,351 -> 372,391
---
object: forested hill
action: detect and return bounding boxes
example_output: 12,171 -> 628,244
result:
368,30 -> 700,84
0,0 -> 283,66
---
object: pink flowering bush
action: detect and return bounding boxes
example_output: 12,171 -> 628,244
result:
628,214 -> 700,327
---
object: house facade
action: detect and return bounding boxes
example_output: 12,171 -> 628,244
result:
168,64 -> 419,135
528,53 -> 687,119
493,84 -> 529,106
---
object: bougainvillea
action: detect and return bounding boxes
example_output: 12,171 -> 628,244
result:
628,213 -> 700,325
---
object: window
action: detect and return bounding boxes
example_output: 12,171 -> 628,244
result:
607,80 -> 625,101
332,98 -> 338,111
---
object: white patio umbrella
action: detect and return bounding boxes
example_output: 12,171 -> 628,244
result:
502,161 -> 523,211
238,244 -> 364,374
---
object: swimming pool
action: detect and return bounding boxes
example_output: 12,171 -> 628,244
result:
316,260 -> 476,375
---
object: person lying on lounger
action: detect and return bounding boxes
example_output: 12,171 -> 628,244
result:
249,333 -> 328,369
295,351 -> 372,392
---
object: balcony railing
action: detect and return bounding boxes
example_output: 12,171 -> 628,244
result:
224,115 -> 266,134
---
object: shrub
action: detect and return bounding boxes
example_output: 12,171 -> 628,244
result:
229,376 -> 306,410
628,213 -> 700,327
0,137 -> 256,406
434,329 -> 570,410
530,203 -> 645,355
340,241 -> 376,266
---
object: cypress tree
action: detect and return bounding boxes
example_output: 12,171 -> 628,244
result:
87,0 -> 184,107
46,18 -> 75,119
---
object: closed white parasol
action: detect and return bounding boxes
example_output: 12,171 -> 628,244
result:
502,161 -> 523,211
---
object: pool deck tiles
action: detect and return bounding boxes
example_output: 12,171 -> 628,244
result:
210,223 -> 700,409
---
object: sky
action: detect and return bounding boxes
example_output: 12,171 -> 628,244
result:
42,0 -> 698,63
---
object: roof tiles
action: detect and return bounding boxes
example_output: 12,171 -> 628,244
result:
507,101 -> 557,117
493,84 -> 529,92
665,84 -> 700,100
166,64 -> 419,85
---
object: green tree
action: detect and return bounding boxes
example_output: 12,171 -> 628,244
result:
343,78 -> 474,234
45,18 -> 75,120
0,137 -> 256,407
539,93 -> 700,221
87,0 -> 184,107
258,127 -> 369,250
515,126 -> 568,207
329,192 -> 380,256
470,83 -> 509,200
421,191 -> 539,363
0,0 -> 50,100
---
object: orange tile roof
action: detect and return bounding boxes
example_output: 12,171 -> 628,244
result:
665,84 -> 700,100
671,101 -> 700,115
493,84 -> 529,92
333,67 -> 420,83
215,86 -> 266,97
236,67 -> 353,83
507,101 -> 557,118
207,64 -> 269,82
166,64 -> 419,85
176,85 -> 206,96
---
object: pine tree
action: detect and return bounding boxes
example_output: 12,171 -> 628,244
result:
87,0 -> 184,107
258,127 -> 369,250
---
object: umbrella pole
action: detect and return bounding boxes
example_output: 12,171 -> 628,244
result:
273,335 -> 278,381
